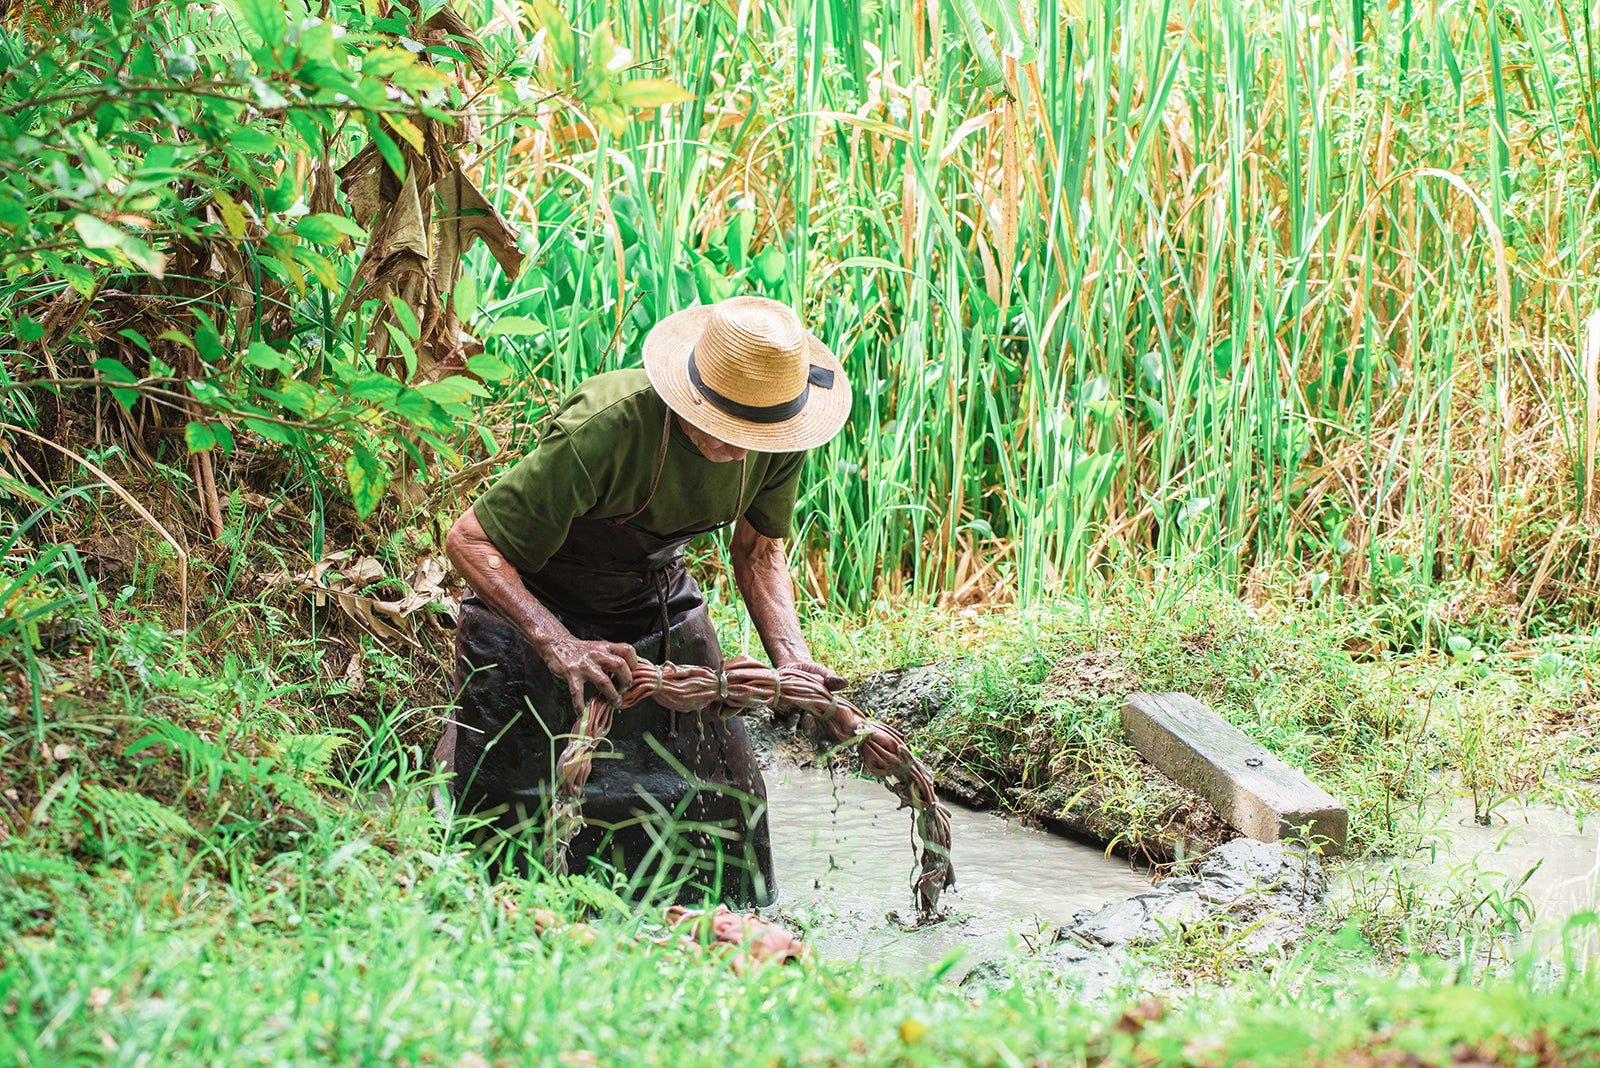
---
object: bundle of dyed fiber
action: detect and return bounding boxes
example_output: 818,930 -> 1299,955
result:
549,656 -> 955,917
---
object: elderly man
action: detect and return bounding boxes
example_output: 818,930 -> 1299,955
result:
435,295 -> 849,907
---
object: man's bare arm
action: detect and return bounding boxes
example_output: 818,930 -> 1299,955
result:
445,507 -> 635,708
729,517 -> 842,688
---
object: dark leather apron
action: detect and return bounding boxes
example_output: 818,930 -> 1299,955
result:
438,419 -> 775,907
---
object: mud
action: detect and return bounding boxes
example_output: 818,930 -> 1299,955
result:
761,767 -> 1151,977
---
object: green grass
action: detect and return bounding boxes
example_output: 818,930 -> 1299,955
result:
4,511 -> 1600,1064
730,563 -> 1599,859
4,619 -> 1600,1067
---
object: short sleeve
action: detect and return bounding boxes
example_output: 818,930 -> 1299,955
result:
472,424 -> 599,574
741,451 -> 806,539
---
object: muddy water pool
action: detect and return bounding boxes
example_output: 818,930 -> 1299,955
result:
1334,792 -> 1599,960
1428,796 -> 1598,923
762,767 -> 1151,975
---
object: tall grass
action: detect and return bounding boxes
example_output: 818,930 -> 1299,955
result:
460,0 -> 1600,620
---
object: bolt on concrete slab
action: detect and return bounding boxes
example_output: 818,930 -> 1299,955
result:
1121,692 -> 1348,856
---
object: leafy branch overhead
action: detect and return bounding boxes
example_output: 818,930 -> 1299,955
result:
0,0 -> 693,521
525,0 -> 691,135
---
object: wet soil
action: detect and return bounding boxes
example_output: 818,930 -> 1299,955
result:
755,659 -> 1237,865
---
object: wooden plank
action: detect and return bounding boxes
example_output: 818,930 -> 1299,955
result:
1121,692 -> 1348,856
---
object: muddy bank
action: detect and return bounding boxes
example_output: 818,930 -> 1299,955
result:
751,660 -> 1236,865
964,838 -> 1329,996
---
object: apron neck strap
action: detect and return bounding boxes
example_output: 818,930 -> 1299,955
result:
618,406 -> 674,524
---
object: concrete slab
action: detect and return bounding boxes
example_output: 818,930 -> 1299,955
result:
1121,692 -> 1348,856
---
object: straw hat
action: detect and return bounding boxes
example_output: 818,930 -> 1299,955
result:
643,296 -> 851,452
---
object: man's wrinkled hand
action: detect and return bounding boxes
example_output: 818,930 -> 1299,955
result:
785,658 -> 846,692
544,637 -> 637,710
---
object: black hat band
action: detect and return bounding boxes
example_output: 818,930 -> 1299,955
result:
687,350 -> 834,425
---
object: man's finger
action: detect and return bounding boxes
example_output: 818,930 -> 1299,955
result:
604,649 -> 635,691
566,674 -> 588,713
587,662 -> 621,704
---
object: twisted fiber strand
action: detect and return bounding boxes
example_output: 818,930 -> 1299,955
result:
548,659 -> 955,917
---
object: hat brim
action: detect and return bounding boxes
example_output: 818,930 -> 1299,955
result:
642,306 -> 852,453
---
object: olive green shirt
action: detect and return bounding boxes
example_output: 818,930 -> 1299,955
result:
474,370 -> 806,574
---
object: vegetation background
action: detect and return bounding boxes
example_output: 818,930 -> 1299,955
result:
3,0 -> 1600,1062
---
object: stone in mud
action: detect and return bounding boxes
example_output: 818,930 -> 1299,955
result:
1039,945 -> 1143,1000
1197,837 -> 1325,902
1070,891 -> 1206,947
845,663 -> 960,731
1056,838 -> 1325,949
1121,692 -> 1348,855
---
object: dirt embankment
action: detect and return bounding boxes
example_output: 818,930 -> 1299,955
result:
751,656 -> 1236,866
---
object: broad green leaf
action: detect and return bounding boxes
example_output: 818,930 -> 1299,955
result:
465,353 -> 512,382
213,192 -> 249,238
73,214 -> 125,249
16,317 -> 44,343
387,296 -> 421,340
452,272 -> 478,323
272,247 -> 306,294
230,127 -> 278,154
528,0 -> 576,69
244,417 -> 295,446
388,330 -> 420,380
295,213 -> 365,244
193,311 -> 224,367
271,380 -> 319,416
587,100 -> 627,136
485,315 -> 547,337
693,257 -> 735,304
93,358 -> 138,411
244,342 -> 294,371
0,196 -> 27,230
383,113 -> 426,153
296,248 -> 339,289
612,78 -> 692,110
75,132 -> 117,184
285,108 -> 326,151
591,22 -> 617,75
92,358 -> 137,384
348,374 -> 403,402
185,421 -> 218,452
754,246 -> 787,285
118,237 -> 168,279
945,0 -> 1004,86
415,376 -> 489,404
239,0 -> 286,47
366,123 -> 406,178
344,443 -> 384,518
973,0 -> 1037,63
362,45 -> 420,78
388,389 -> 443,423
59,262 -> 99,297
